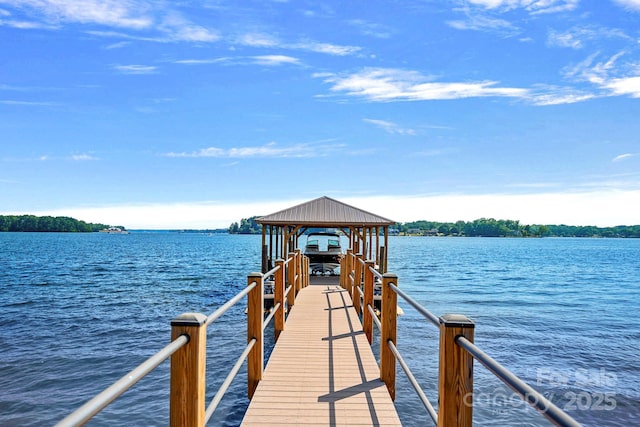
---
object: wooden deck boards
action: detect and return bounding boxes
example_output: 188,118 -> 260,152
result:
241,279 -> 401,426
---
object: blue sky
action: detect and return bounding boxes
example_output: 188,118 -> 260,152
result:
1,0 -> 639,229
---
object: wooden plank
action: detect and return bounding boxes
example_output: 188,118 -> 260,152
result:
241,279 -> 401,426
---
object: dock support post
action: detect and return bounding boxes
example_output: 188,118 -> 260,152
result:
380,273 -> 397,400
363,260 -> 375,344
287,252 -> 296,308
247,272 -> 264,400
274,259 -> 285,341
344,249 -> 353,293
438,314 -> 474,427
295,249 -> 302,294
170,312 -> 207,427
353,254 -> 362,315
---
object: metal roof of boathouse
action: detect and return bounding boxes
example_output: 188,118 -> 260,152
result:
255,196 -> 394,227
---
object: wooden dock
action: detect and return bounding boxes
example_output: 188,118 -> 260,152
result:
241,276 -> 401,426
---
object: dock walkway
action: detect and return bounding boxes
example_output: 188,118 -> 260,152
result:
241,277 -> 401,426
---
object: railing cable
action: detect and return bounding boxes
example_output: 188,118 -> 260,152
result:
264,303 -> 281,330
206,281 -> 257,326
55,335 -> 189,427
456,336 -> 582,427
389,283 -> 439,328
369,265 -> 382,279
263,265 -> 280,279
204,338 -> 257,424
387,340 -> 438,426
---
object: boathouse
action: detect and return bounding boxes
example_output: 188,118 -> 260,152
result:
256,196 -> 395,273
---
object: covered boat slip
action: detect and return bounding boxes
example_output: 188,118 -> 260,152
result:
243,197 -> 400,425
256,196 -> 395,275
241,275 -> 401,426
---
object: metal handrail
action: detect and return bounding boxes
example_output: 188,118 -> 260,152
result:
388,283 -> 439,328
264,302 -> 281,330
284,285 -> 292,298
206,281 -> 258,326
369,265 -> 382,279
55,335 -> 189,427
387,340 -> 438,425
456,336 -> 581,427
263,264 -> 281,278
204,338 -> 257,423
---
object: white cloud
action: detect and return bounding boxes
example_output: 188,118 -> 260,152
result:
547,26 -> 631,49
113,64 -> 158,74
0,99 -> 59,106
613,0 -> 640,11
348,19 -> 392,39
602,76 -> 640,97
236,32 -> 360,56
70,154 -> 99,161
613,153 -> 638,162
447,13 -> 517,33
1,0 -> 153,29
564,52 -> 640,98
26,189 -> 640,229
290,41 -> 360,56
166,142 -> 344,158
1,1 -> 219,43
236,32 -> 280,48
318,68 -> 528,102
363,119 -> 417,135
466,0 -> 579,14
251,55 -> 301,66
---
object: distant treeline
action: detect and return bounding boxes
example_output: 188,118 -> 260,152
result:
0,215 -> 114,233
228,216 -> 262,234
229,216 -> 640,238
398,219 -> 640,238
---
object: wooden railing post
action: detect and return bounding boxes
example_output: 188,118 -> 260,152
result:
345,249 -> 353,293
353,254 -> 362,315
247,272 -> 263,400
339,254 -> 345,288
438,314 -> 474,427
170,313 -> 207,427
274,259 -> 285,341
304,256 -> 309,287
295,249 -> 302,293
363,259 -> 375,344
380,273 -> 397,400
287,252 -> 296,307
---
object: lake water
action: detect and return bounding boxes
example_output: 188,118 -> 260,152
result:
1,233 -> 638,426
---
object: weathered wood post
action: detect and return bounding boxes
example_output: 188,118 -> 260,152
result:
247,272 -> 263,399
380,273 -> 397,400
274,259 -> 285,341
170,312 -> 207,427
438,314 -> 474,427
261,244 -> 268,273
353,254 -> 362,315
363,259 -> 375,344
287,252 -> 296,308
